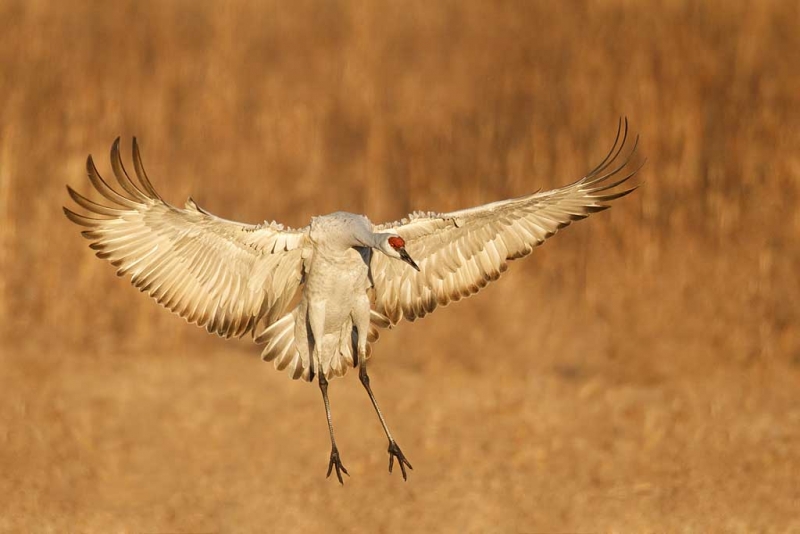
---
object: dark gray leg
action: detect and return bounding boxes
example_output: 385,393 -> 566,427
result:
319,373 -> 348,484
359,362 -> 413,480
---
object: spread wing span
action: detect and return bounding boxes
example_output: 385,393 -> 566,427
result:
64,138 -> 308,339
371,118 -> 642,325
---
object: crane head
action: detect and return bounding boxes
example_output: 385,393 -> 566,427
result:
381,235 -> 420,272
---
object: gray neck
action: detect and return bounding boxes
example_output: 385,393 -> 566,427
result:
360,231 -> 387,249
344,221 -> 380,249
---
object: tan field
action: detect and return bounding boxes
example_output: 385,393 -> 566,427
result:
1,1 -> 799,531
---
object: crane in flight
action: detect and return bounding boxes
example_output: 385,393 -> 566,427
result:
64,119 -> 641,484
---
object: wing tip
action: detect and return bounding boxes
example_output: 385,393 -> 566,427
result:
63,206 -> 102,227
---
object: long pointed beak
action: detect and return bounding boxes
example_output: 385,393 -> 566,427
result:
398,247 -> 420,271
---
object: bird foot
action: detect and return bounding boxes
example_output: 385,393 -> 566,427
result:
387,440 -> 413,481
326,447 -> 349,484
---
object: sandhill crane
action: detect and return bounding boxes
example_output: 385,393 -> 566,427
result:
64,119 -> 641,484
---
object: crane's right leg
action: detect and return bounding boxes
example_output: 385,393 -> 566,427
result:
318,373 -> 348,484
309,301 -> 348,484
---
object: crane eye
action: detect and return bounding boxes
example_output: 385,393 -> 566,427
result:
388,236 -> 405,249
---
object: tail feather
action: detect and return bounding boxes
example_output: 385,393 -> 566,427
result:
256,308 -> 391,381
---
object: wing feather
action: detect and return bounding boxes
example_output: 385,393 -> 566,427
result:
371,118 -> 642,326
64,138 -> 308,339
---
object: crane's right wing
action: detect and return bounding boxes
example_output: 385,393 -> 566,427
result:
64,138 -> 309,339
371,119 -> 642,325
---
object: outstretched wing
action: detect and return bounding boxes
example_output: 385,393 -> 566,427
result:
64,138 -> 309,339
371,118 -> 642,325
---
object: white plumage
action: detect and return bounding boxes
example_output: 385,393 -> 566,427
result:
64,119 -> 641,483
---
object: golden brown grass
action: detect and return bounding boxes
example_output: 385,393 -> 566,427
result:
1,0 -> 799,532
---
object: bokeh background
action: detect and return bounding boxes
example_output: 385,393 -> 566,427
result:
1,0 -> 799,531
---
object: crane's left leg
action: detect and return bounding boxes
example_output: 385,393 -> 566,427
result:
353,303 -> 413,480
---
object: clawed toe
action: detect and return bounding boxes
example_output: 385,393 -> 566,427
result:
326,448 -> 349,485
387,440 -> 413,481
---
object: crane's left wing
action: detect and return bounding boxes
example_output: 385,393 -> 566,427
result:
371,119 -> 642,325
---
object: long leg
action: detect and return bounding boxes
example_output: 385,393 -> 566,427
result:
359,361 -> 413,480
318,373 -> 348,484
309,301 -> 348,484
353,303 -> 412,480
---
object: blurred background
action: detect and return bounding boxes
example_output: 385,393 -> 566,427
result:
1,0 -> 798,531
